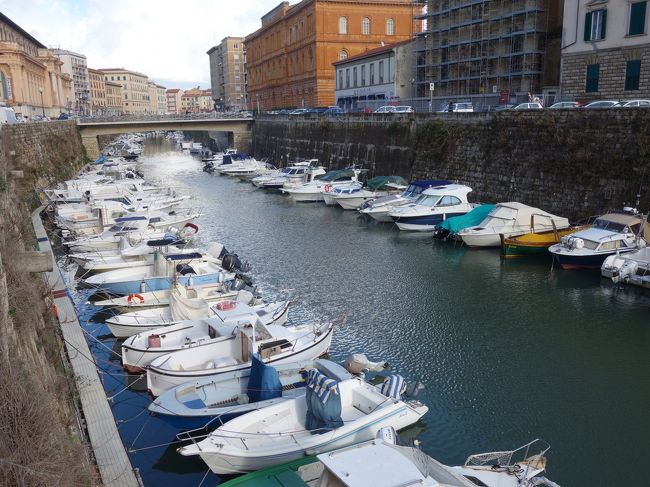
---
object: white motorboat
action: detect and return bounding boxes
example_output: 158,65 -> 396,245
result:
389,184 -> 474,231
359,179 -> 450,222
252,161 -> 320,190
146,317 -> 333,397
550,210 -> 648,269
280,164 -> 326,191
282,168 -> 364,202
331,176 -> 407,210
458,202 -> 570,247
178,370 -> 428,474
321,181 -> 364,205
602,246 -> 650,286
121,299 -> 290,372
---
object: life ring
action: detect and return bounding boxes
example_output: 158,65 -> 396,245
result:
127,294 -> 145,304
323,184 -> 332,193
215,300 -> 237,311
183,222 -> 199,234
147,224 -> 156,231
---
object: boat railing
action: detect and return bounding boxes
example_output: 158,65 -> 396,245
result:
464,438 -> 550,471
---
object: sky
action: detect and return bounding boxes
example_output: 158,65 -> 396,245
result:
1,0 -> 280,89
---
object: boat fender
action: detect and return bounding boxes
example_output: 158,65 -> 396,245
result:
323,184 -> 332,193
147,224 -> 156,232
128,293 -> 145,304
182,222 -> 199,235
215,300 -> 237,311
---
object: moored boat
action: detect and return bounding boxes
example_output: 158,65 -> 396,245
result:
501,225 -> 590,259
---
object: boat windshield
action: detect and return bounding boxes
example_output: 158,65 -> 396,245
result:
320,170 -> 353,182
581,239 -> 600,250
593,218 -> 633,233
402,184 -> 426,198
414,194 -> 441,206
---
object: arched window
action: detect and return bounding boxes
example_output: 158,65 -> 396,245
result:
386,18 -> 395,35
339,16 -> 348,34
362,17 -> 371,35
339,50 -> 348,60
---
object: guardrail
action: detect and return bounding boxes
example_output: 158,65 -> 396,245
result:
78,113 -> 253,123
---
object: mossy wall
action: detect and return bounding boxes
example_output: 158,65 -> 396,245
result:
252,110 -> 650,221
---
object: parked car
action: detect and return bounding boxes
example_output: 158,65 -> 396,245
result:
58,112 -> 69,120
620,99 -> 650,107
289,108 -> 310,115
513,102 -> 543,110
549,101 -> 581,109
492,104 -> 516,112
583,100 -> 622,108
393,105 -> 414,113
439,102 -> 473,113
374,106 -> 397,113
349,106 -> 373,114
324,106 -> 344,115
0,106 -> 17,125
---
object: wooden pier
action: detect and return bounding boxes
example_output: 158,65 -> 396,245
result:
31,208 -> 140,487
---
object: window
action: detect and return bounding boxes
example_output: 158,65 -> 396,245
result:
379,61 -> 384,83
338,70 -> 343,89
386,18 -> 395,35
586,63 -> 600,92
346,68 -> 350,88
234,54 -> 239,60
629,1 -> 647,35
369,63 -> 375,84
438,196 -> 462,206
339,50 -> 348,60
234,43 -> 238,49
353,67 -> 358,87
361,65 -> 366,86
625,60 -> 641,90
584,9 -> 607,41
339,16 -> 348,34
362,17 -> 371,35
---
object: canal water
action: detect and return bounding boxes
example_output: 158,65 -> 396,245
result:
77,138 -> 650,486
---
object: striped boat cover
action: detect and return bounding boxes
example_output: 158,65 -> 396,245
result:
306,369 -> 339,404
380,375 -> 406,400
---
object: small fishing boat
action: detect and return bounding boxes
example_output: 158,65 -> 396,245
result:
282,169 -> 364,202
146,317 -> 333,397
177,369 -> 427,474
433,204 -> 495,240
389,184 -> 473,231
219,433 -> 557,487
458,202 -> 570,248
501,225 -> 590,259
602,246 -> 650,287
359,179 -> 450,222
550,210 -> 649,269
331,176 -> 408,210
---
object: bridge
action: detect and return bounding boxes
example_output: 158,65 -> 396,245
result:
77,113 -> 253,159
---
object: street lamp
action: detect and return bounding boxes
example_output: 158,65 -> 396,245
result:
39,87 -> 45,118
256,94 -> 260,114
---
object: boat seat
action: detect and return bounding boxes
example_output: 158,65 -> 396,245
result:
204,356 -> 239,369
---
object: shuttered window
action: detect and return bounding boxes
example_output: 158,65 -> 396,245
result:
586,64 -> 600,92
629,2 -> 647,35
584,9 -> 607,41
625,60 -> 641,91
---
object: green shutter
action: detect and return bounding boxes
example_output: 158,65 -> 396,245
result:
601,9 -> 607,38
625,60 -> 641,90
629,2 -> 647,35
584,11 -> 593,41
586,64 -> 600,92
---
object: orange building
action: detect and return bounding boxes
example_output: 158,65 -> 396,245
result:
245,0 -> 419,110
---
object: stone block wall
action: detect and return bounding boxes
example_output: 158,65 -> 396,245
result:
561,45 -> 650,102
252,110 -> 650,221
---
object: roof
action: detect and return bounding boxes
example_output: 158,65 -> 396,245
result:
598,213 -> 643,226
166,88 -> 181,93
0,12 -> 46,49
97,68 -> 148,77
333,40 -> 413,66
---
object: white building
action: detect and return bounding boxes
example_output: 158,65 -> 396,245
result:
333,40 -> 415,111
52,49 -> 90,115
561,0 -> 649,100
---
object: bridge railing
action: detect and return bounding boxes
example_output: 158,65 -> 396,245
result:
78,112 -> 252,123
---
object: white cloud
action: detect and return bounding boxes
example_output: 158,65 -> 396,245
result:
0,0 -> 276,87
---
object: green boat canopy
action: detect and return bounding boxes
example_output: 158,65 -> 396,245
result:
436,204 -> 495,234
366,176 -> 408,191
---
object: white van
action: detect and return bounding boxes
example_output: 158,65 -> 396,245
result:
0,107 -> 17,125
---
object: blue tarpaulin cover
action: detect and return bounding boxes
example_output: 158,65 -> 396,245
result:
436,204 -> 495,234
247,354 -> 282,403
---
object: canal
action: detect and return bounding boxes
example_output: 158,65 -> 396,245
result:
80,138 -> 650,486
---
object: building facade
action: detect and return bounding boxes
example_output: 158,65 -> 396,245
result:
207,37 -> 247,111
105,80 -> 123,114
166,88 -> 183,114
88,68 -> 107,115
416,0 -> 563,105
561,0 -> 649,101
245,0 -> 418,110
334,40 -> 415,109
180,87 -> 213,113
0,13 -> 73,118
147,81 -> 167,114
99,68 -> 150,113
52,49 -> 91,115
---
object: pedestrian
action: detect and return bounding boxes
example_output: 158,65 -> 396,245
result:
446,100 -> 454,112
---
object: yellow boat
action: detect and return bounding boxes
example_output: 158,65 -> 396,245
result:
501,225 -> 590,258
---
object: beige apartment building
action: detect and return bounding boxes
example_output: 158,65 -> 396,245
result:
52,48 -> 91,115
207,37 -> 247,111
0,12 -> 73,118
181,87 -> 213,113
88,68 -> 107,115
147,81 -> 167,114
166,88 -> 183,114
105,80 -> 123,114
99,68 -> 150,113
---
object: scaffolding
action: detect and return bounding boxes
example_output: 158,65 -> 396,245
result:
415,0 -> 555,107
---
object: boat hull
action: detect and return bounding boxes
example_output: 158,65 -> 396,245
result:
392,212 -> 467,232
551,248 -> 638,270
92,272 -> 224,296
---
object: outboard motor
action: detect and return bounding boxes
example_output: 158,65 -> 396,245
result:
221,253 -> 240,272
404,381 -> 425,398
175,263 -> 196,276
343,353 -> 389,375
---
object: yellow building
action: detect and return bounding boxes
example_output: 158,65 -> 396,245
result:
147,81 -> 167,114
180,87 -> 213,113
105,80 -> 123,115
166,88 -> 183,114
0,12 -> 73,118
99,68 -> 150,114
88,68 -> 107,115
